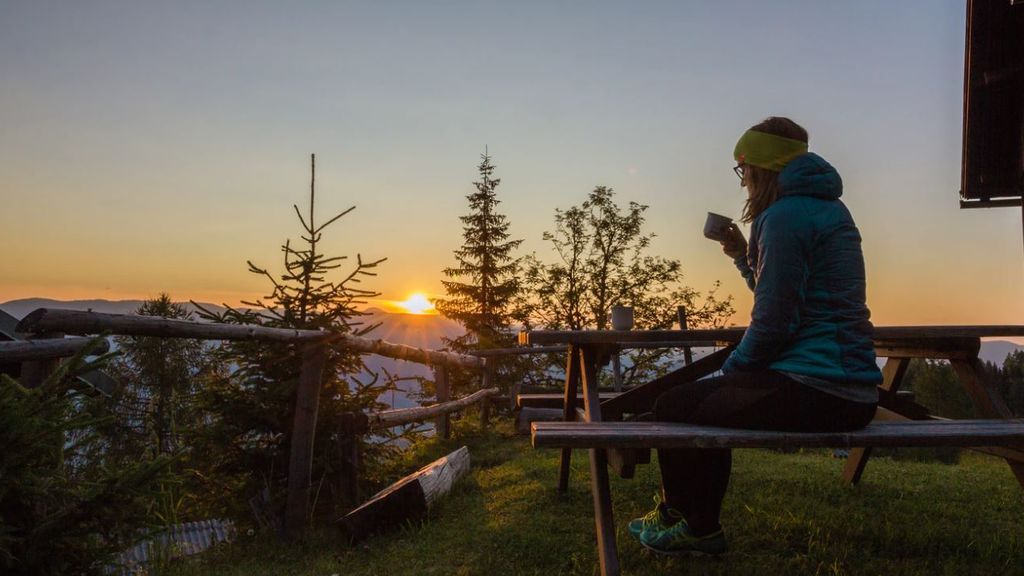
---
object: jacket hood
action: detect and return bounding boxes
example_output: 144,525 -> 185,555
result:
777,153 -> 843,201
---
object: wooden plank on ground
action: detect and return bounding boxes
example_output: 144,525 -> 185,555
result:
339,446 -> 470,542
531,420 -> 1024,450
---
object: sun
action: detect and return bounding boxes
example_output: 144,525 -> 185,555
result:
396,293 -> 436,315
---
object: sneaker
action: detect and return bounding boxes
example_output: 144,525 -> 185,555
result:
640,520 -> 728,556
627,495 -> 683,539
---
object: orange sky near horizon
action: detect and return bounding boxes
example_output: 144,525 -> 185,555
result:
4,248 -> 1023,330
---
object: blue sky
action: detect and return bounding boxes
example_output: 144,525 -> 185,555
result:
2,1 -> 1021,326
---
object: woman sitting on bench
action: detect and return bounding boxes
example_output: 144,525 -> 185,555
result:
631,117 -> 882,556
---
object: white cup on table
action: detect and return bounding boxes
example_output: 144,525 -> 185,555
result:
610,305 -> 634,331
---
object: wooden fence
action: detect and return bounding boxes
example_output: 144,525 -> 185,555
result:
4,308 -> 495,539
3,306 -> 705,539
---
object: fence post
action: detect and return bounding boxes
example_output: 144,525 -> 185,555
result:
611,352 -> 623,392
338,412 -> 361,509
285,341 -> 327,539
434,364 -> 450,439
677,306 -> 694,365
19,332 -> 63,389
480,360 -> 493,429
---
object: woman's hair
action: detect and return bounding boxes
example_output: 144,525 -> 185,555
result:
740,117 -> 809,223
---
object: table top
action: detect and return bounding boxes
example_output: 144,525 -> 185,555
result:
519,325 -> 1024,346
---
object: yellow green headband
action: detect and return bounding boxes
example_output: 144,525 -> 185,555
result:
733,130 -> 808,172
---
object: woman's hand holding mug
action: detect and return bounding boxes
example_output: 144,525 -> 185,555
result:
720,224 -> 747,260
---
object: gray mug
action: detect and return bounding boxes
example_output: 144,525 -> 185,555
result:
610,305 -> 634,330
703,212 -> 733,241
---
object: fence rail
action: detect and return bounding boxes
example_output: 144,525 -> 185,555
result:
366,387 -> 498,430
16,308 -> 483,368
0,336 -> 109,362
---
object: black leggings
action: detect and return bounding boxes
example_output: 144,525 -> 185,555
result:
653,370 -> 876,536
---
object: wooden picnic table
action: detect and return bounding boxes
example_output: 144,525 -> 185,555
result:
518,325 -> 1024,576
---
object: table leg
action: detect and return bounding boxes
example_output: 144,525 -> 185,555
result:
580,346 -> 620,576
951,358 -> 1024,488
558,345 -> 581,493
842,357 -> 910,484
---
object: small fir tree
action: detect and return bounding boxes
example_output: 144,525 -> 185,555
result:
192,155 -> 393,523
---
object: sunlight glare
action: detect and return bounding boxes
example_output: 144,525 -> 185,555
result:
398,293 -> 436,315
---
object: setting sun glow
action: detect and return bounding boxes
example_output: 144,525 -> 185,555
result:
397,293 -> 436,315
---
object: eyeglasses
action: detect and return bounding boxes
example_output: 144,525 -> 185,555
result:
733,164 -> 745,181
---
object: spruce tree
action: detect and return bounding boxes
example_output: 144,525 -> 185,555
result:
436,152 -> 523,351
433,152 -> 523,400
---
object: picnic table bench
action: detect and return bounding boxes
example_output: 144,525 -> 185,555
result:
518,326 -> 1024,576
532,419 -> 1024,450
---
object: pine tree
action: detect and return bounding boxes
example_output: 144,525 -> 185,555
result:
436,152 -> 523,351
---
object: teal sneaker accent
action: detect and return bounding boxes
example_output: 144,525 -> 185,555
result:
627,495 -> 683,540
640,521 -> 728,556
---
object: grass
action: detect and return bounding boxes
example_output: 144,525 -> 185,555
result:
168,418 -> 1024,576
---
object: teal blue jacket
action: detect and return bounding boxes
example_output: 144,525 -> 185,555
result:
723,153 -> 882,389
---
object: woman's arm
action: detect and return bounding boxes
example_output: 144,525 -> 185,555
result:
722,224 -> 755,291
723,206 -> 808,372
733,256 -> 755,292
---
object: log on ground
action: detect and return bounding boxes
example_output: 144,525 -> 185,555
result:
340,446 -> 471,542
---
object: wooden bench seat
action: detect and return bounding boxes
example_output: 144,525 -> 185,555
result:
532,419 -> 1024,450
516,392 -> 621,409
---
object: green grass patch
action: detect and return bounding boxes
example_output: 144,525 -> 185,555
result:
168,418 -> 1024,576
